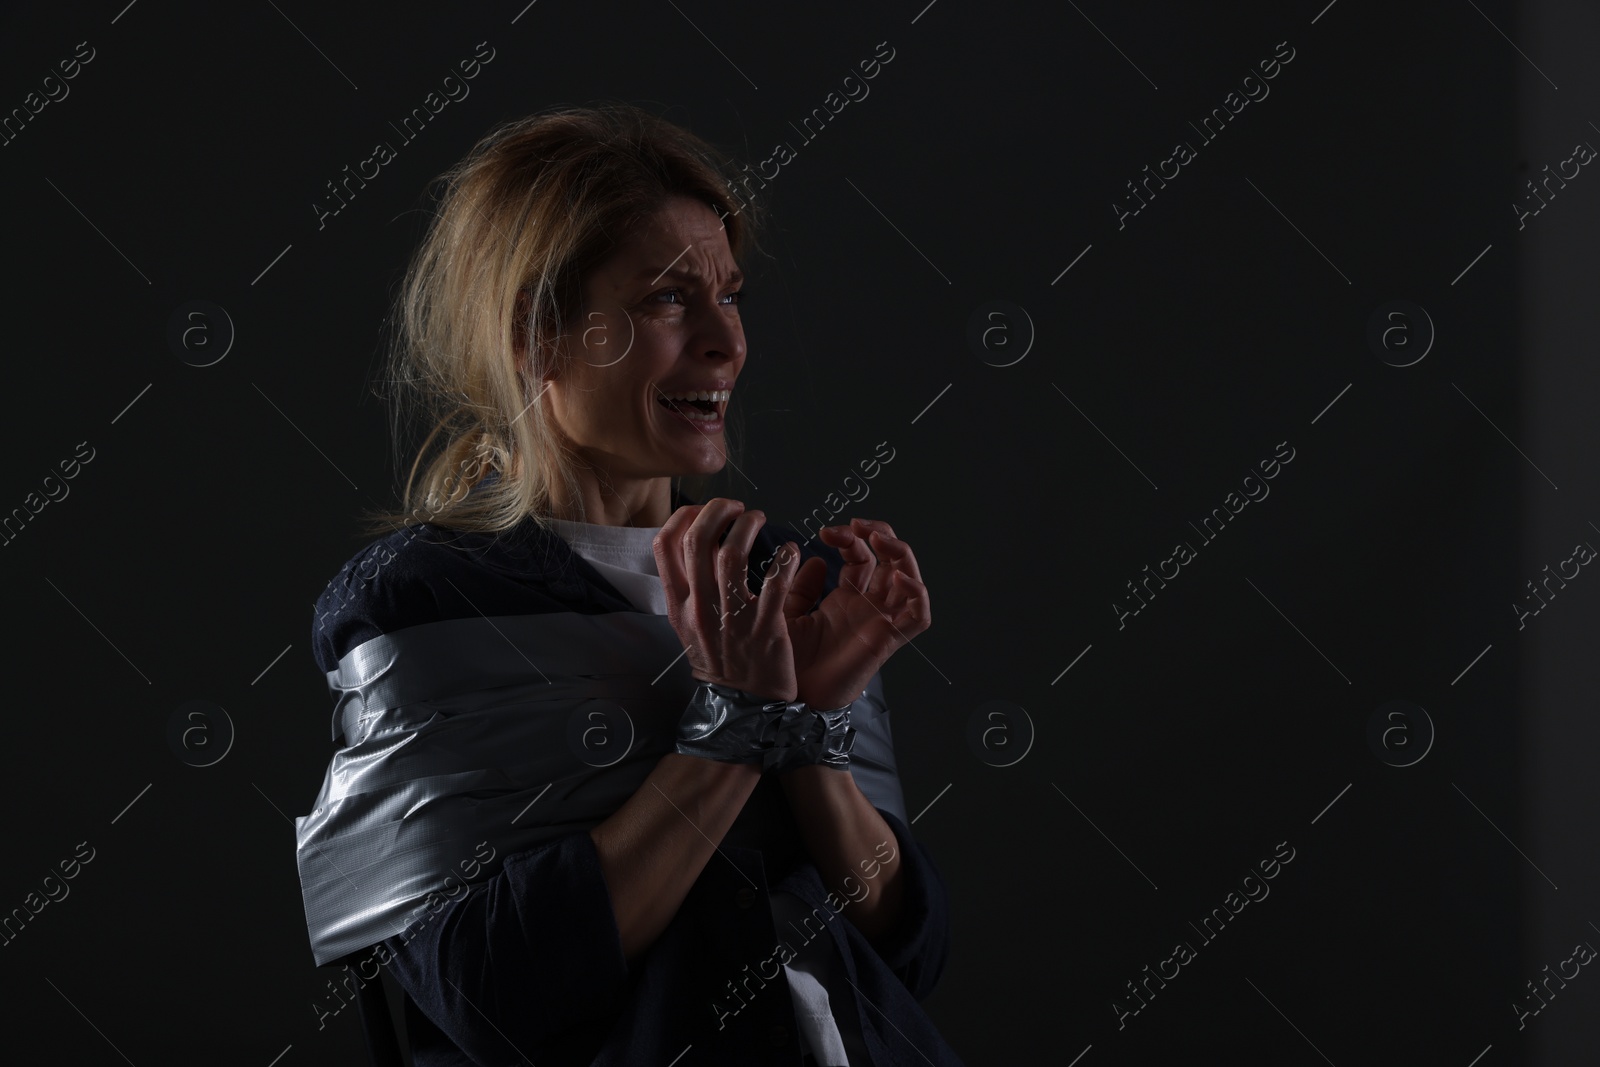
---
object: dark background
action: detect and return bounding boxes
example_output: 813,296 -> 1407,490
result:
2,0 -> 1596,1063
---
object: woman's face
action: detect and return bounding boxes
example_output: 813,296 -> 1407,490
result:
540,194 -> 746,484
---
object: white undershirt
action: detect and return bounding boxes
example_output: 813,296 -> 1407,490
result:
546,516 -> 854,1066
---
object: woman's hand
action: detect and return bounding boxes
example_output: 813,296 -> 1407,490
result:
781,518 -> 931,712
653,498 -> 804,703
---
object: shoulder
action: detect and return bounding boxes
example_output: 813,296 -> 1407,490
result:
309,519 -> 584,674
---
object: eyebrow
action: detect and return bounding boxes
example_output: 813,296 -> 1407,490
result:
635,265 -> 744,287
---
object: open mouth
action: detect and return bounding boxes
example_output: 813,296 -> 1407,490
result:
656,389 -> 729,422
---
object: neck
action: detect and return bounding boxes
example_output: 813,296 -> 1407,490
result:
551,472 -> 673,527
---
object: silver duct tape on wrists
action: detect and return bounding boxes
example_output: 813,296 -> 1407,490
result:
293,610 -> 906,968
675,682 -> 857,770
784,702 -> 856,770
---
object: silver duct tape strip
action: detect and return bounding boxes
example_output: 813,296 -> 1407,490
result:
294,610 -> 906,967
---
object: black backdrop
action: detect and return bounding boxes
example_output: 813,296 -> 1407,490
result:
2,1 -> 1596,1063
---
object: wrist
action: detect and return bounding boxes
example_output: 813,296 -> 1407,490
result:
762,699 -> 856,773
795,687 -> 863,715
674,682 -> 810,765
694,674 -> 797,705
675,681 -> 857,772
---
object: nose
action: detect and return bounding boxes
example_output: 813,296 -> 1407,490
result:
695,305 -> 746,367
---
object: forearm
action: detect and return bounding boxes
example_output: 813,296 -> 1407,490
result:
589,752 -> 761,966
778,763 -> 904,946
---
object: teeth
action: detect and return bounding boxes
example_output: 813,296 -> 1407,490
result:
673,407 -> 719,421
660,389 -> 731,402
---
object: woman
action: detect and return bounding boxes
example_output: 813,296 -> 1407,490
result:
294,103 -> 965,1067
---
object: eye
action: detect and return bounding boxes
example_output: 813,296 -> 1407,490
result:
649,288 -> 745,306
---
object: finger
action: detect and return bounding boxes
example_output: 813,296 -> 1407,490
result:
853,519 -> 922,587
888,571 -> 931,619
684,498 -> 743,637
652,504 -> 702,612
849,517 -> 896,541
716,507 -> 766,622
866,537 -> 916,604
781,552 -> 828,620
754,539 -> 804,634
888,575 -> 933,636
821,524 -> 877,600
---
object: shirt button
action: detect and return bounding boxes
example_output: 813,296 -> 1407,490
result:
767,1023 -> 789,1047
734,886 -> 758,909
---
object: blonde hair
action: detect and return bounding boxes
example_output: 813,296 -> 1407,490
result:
359,102 -> 764,538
